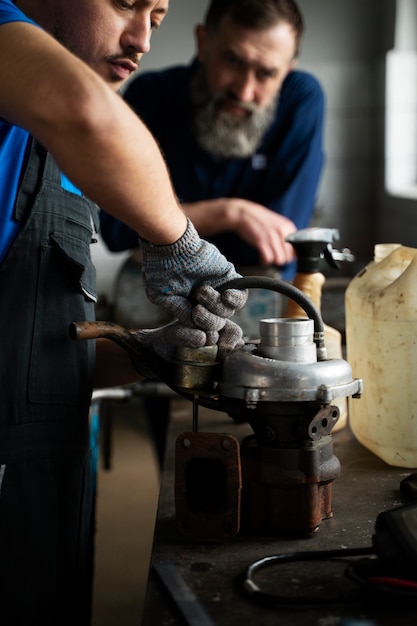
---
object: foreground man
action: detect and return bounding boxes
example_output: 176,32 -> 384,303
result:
101,0 -> 325,281
0,1 -> 246,624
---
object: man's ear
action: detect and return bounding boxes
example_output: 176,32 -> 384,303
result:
195,24 -> 207,61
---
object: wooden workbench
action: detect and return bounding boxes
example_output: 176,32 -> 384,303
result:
141,398 -> 417,626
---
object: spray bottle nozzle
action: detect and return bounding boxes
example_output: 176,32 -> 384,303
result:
286,227 -> 354,273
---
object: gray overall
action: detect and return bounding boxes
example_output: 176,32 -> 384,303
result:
0,139 -> 99,625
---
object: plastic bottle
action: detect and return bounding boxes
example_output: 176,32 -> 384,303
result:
345,244 -> 417,467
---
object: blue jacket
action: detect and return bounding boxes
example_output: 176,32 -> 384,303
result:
101,60 -> 325,279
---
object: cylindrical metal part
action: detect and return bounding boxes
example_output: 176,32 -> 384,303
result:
175,345 -> 219,389
258,318 -> 316,362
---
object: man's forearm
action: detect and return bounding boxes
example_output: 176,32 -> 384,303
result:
182,199 -> 235,236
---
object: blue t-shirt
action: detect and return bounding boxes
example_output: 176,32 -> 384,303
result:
0,0 -> 81,262
0,0 -> 34,261
0,0 -> 34,24
101,60 -> 325,280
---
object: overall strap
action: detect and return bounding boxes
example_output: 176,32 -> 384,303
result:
14,139 -> 56,221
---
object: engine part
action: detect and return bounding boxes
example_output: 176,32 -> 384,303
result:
175,431 -> 242,537
71,275 -> 362,537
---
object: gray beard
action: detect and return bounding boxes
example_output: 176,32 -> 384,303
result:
189,64 -> 277,159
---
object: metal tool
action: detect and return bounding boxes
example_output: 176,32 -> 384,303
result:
71,275 -> 362,537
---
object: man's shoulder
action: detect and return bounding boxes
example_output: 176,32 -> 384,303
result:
139,64 -> 189,83
277,70 -> 325,116
124,64 -> 189,104
124,63 -> 191,127
283,69 -> 324,96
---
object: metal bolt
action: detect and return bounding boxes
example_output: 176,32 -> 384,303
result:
182,438 -> 191,448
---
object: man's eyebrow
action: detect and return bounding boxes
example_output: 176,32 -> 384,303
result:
139,0 -> 169,15
152,5 -> 169,15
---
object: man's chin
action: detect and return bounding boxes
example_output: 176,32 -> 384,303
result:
107,78 -> 126,93
196,130 -> 259,159
193,94 -> 276,158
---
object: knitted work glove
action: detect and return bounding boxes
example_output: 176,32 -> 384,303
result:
217,319 -> 245,359
135,321 -> 207,362
140,220 -> 247,331
192,287 -> 245,358
133,319 -> 244,371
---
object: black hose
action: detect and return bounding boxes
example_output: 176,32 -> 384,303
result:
219,276 -> 325,351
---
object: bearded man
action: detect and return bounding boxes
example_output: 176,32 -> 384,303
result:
101,0 -> 325,282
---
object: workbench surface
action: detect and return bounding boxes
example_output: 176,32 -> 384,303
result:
141,398 -> 417,626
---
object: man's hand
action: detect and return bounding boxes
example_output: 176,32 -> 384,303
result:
139,219 -> 247,350
184,198 -> 297,266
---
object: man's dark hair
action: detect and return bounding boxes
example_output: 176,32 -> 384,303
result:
203,0 -> 304,57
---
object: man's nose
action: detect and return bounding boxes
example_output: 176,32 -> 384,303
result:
121,15 -> 152,53
232,70 -> 257,103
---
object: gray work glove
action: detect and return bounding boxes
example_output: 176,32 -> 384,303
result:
135,319 -> 244,365
192,284 -> 245,358
135,321 -> 206,362
139,219 -> 247,355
